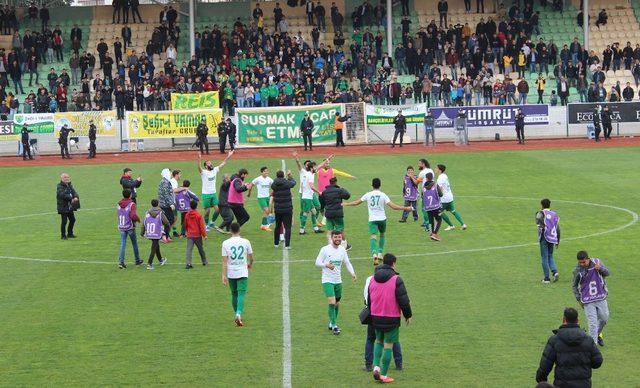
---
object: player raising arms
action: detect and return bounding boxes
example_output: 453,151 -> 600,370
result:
344,178 -> 412,265
436,164 -> 467,231
315,230 -> 356,335
294,152 -> 332,235
416,159 -> 434,229
221,222 -> 255,327
198,150 -> 234,231
248,166 -> 274,232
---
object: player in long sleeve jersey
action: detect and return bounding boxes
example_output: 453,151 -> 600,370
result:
315,230 -> 356,335
294,152 -> 332,234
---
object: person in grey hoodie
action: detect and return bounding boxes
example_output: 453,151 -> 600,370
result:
141,198 -> 170,269
157,168 -> 175,239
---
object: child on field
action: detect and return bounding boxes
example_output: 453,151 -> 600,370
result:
141,198 -> 171,269
184,200 -> 208,269
176,179 -> 199,237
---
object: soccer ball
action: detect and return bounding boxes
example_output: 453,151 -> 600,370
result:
69,139 -> 76,146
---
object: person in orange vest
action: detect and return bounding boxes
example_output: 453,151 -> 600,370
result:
334,112 -> 351,147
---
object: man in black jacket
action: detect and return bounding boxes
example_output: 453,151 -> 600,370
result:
57,173 -> 79,240
300,112 -> 314,151
321,177 -> 351,249
195,118 -> 209,154
120,167 -> 142,203
392,110 -> 406,148
226,118 -> 237,150
515,108 -> 525,144
88,120 -> 97,158
58,124 -> 75,159
112,0 -> 121,24
216,174 -> 235,233
593,106 -> 602,142
271,170 -> 296,248
601,105 -> 612,140
536,307 -> 603,387
20,124 -> 33,160
367,253 -> 412,384
217,120 -> 228,153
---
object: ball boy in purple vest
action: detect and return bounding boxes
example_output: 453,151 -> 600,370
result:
399,166 -> 419,223
423,173 -> 443,241
117,189 -> 141,269
572,251 -> 610,346
175,180 -> 199,238
141,198 -> 171,270
536,199 -> 560,283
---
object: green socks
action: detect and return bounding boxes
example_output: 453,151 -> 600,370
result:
311,213 -> 318,227
422,209 -> 430,226
441,213 -> 453,227
369,237 -> 377,255
334,304 -> 339,321
261,216 -> 267,226
373,342 -> 383,368
381,348 -> 392,376
231,292 -> 238,312
236,291 -> 246,316
212,211 -> 219,222
453,210 -> 465,225
300,214 -> 307,228
328,304 -> 336,326
379,235 -> 385,253
204,213 -> 210,224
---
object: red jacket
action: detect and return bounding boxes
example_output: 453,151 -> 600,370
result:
184,209 -> 207,238
118,198 -> 140,224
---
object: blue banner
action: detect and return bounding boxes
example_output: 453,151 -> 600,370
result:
429,104 -> 549,128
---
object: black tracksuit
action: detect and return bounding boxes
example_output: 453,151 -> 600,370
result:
271,176 -> 297,247
88,124 -> 97,158
300,118 -> 314,150
58,126 -> 75,158
515,113 -> 525,144
392,115 -> 406,147
217,122 -> 228,153
217,179 -> 235,231
601,109 -> 612,139
56,181 -> 79,238
196,122 -> 209,154
21,126 -> 33,160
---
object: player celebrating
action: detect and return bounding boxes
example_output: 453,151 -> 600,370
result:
416,158 -> 434,228
294,152 -> 331,235
315,230 -> 356,335
248,166 -> 274,232
572,251 -> 610,346
423,173 -> 443,241
536,198 -> 560,283
198,150 -> 233,231
399,166 -> 419,223
344,178 -> 412,265
317,159 -> 356,226
221,222 -> 255,327
436,164 -> 467,231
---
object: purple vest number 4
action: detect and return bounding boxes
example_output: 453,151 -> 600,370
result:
422,184 -> 441,211
143,213 -> 163,239
539,209 -> 559,244
403,176 -> 418,201
175,191 -> 190,212
117,202 -> 134,231
579,258 -> 608,304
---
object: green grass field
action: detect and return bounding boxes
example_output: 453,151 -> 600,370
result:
1,147 -> 639,387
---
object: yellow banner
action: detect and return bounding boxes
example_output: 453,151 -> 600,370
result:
126,109 -> 223,139
171,91 -> 220,110
54,111 -> 118,137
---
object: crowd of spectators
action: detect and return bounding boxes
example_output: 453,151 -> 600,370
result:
1,0 -> 640,119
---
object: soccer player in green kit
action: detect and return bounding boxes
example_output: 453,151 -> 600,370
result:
221,222 -> 254,327
315,230 -> 357,335
344,178 -> 412,265
435,164 -> 467,231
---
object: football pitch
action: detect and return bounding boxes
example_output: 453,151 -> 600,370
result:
1,147 -> 639,386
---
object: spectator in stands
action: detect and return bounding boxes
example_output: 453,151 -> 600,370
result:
39,5 -> 49,33
113,0 -> 122,24
633,60 -> 640,87
130,0 -> 143,24
535,73 -> 545,104
557,77 -> 569,106
166,6 -> 178,30
274,2 -> 284,32
438,0 -> 448,28
595,9 -> 607,29
252,3 -> 263,22
315,2 -> 327,32
569,38 -> 581,66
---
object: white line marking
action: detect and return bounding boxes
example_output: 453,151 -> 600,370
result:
0,207 -> 113,221
281,247 -> 292,388
0,197 -> 637,267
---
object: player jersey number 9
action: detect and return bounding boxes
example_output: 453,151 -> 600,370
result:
369,195 -> 380,208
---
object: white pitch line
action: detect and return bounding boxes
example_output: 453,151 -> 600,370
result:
0,207 -> 113,221
0,197 -> 637,267
281,247 -> 292,388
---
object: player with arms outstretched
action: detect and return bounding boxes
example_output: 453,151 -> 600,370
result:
198,150 -> 233,230
248,166 -> 274,232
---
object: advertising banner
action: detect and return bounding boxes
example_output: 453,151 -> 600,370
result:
429,104 -> 549,128
54,111 -> 118,137
0,120 -> 17,140
237,104 -> 342,146
171,91 -> 220,110
12,113 -> 55,133
126,109 -> 223,139
365,103 -> 427,125
567,102 -> 640,124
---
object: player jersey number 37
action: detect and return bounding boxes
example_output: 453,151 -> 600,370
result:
222,236 -> 253,279
361,190 -> 390,221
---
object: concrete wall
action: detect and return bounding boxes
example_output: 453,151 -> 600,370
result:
2,106 -> 639,156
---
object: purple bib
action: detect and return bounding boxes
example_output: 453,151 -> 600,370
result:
144,213 -> 163,239
175,191 -> 190,212
403,176 -> 418,201
539,209 -> 559,244
117,202 -> 134,231
422,184 -> 441,211
579,258 -> 608,303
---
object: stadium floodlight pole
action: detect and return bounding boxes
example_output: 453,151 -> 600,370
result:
386,0 -> 393,56
583,0 -> 589,50
189,0 -> 196,59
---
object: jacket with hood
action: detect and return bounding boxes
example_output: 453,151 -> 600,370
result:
536,323 -> 603,387
184,209 -> 207,238
157,168 -> 174,208
219,178 -> 231,207
118,198 -> 140,230
367,264 -> 412,331
141,206 -> 170,236
120,175 -> 142,199
321,183 -> 350,219
271,176 -> 296,214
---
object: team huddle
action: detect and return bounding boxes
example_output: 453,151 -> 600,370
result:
103,151 -> 613,385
